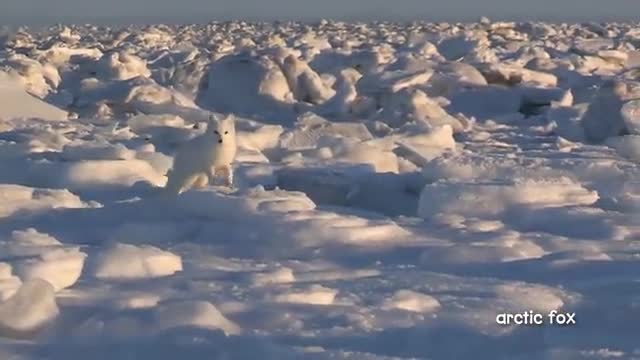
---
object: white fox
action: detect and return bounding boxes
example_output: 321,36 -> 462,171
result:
164,113 -> 237,195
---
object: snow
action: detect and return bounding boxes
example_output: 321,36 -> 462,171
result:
0,72 -> 68,121
0,19 -> 639,360
381,290 -> 441,313
0,279 -> 59,338
418,177 -> 599,218
0,185 -> 90,218
273,285 -> 338,305
92,243 -> 183,280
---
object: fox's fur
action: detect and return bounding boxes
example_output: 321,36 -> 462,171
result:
164,113 -> 237,195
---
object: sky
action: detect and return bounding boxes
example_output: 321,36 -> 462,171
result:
1,0 -> 638,25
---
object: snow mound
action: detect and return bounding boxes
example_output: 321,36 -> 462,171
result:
153,300 -> 241,336
281,54 -> 335,104
92,243 -> 182,280
0,263 -> 22,301
198,53 -> 294,121
495,283 -> 565,314
279,113 -> 373,150
251,267 -> 295,286
76,300 -> 241,338
95,51 -> 151,81
394,125 -> 457,166
0,184 -> 88,218
418,177 -> 598,218
478,63 -> 558,87
621,99 -> 640,135
176,187 -> 316,219
0,279 -> 59,338
581,81 -> 628,142
1,228 -> 86,292
0,72 -> 68,121
382,290 -> 441,313
274,285 -> 337,305
422,153 -> 517,182
60,159 -> 166,188
606,135 -> 640,162
178,187 -> 411,249
126,113 -> 186,132
60,143 -> 136,161
237,124 -> 284,151
420,238 -> 546,265
13,249 -> 86,292
447,86 -> 522,120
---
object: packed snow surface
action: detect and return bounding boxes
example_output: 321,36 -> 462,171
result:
0,19 -> 640,359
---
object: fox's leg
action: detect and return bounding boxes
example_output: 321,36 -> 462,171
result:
165,168 -> 201,195
205,167 -> 217,186
180,173 -> 201,193
216,165 -> 234,188
192,173 -> 209,189
164,169 -> 186,195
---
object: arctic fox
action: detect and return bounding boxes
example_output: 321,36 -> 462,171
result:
164,113 -> 237,195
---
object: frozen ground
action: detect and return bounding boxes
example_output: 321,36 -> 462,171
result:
0,19 -> 640,359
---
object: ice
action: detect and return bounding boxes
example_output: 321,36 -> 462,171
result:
92,243 -> 183,280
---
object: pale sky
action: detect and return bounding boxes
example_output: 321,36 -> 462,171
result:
1,0 -> 638,25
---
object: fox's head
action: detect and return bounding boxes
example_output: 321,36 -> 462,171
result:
207,113 -> 236,144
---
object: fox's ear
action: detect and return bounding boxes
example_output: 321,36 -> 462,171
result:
208,113 -> 219,123
224,114 -> 235,123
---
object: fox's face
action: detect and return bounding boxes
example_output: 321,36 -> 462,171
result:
207,114 -> 236,144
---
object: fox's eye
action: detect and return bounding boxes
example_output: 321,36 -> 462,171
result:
224,131 -> 229,135
214,130 -> 219,135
